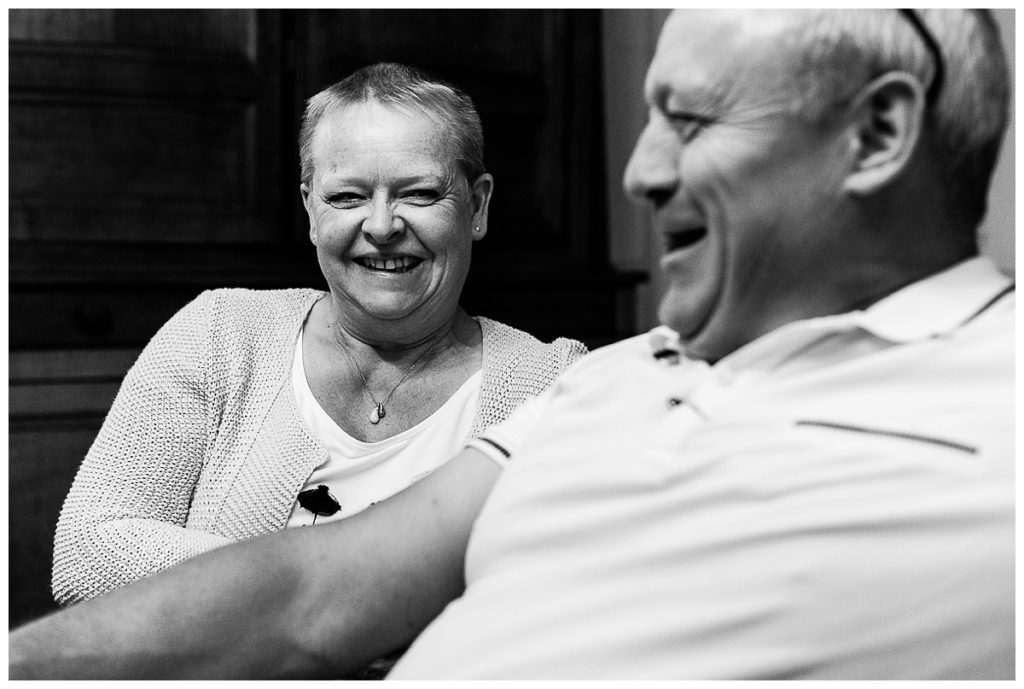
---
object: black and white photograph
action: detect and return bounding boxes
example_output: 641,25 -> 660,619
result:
8,7 -> 1015,680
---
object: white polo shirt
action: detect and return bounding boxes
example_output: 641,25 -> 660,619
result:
389,256 -> 1014,680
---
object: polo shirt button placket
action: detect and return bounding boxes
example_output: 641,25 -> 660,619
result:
663,363 -> 714,419
664,395 -> 710,424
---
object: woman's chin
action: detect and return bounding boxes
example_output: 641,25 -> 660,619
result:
352,296 -> 442,325
357,303 -> 417,322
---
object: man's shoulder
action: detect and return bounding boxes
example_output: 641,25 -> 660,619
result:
552,330 -> 663,381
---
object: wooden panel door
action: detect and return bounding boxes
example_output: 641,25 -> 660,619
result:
8,8 -> 309,627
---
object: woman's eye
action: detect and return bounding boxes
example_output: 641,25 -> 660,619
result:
403,189 -> 439,204
324,192 -> 363,207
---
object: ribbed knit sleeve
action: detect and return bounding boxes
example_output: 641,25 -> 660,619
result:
51,291 -> 233,605
472,319 -> 588,438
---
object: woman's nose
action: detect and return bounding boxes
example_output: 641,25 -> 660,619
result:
362,201 -> 404,243
623,120 -> 679,207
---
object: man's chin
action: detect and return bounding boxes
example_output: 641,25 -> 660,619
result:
660,298 -> 707,343
659,313 -> 727,364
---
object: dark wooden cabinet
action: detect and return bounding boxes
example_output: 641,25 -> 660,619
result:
9,9 -> 642,626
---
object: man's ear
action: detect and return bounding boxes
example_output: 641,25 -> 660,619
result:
843,72 -> 925,196
470,173 -> 494,240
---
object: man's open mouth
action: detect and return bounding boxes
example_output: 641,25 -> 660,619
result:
356,257 -> 424,274
666,227 -> 707,252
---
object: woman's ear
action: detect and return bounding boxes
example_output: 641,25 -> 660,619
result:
470,173 -> 494,240
300,183 -> 318,245
843,72 -> 926,196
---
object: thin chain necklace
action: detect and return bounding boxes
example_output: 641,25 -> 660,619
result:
335,334 -> 450,425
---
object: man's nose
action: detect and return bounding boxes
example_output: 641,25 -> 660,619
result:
623,120 -> 679,207
362,200 -> 404,243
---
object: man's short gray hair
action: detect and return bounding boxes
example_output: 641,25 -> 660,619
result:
787,9 -> 1009,229
299,62 -> 485,187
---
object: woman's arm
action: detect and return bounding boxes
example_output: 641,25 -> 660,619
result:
13,448 -> 501,679
52,293 -> 231,604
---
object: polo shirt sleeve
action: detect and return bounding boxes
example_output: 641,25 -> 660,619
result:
466,387 -> 554,468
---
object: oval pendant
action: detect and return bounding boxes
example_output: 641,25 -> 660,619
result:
369,402 -> 385,425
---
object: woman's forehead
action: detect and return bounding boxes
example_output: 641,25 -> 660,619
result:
318,101 -> 444,141
310,109 -> 464,188
314,103 -> 456,163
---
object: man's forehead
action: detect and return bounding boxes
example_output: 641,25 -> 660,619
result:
663,8 -> 804,41
643,12 -> 739,106
646,10 -> 804,105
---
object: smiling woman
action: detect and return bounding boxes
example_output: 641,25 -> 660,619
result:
301,98 -> 489,342
50,64 -> 587,616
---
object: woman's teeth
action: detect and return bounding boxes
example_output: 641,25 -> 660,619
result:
357,257 -> 423,273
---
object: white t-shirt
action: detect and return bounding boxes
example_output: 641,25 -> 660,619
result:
286,329 -> 481,528
390,256 -> 1014,679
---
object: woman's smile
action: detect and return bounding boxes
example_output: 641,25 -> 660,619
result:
354,256 -> 425,274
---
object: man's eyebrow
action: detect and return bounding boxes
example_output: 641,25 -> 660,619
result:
650,78 -> 730,113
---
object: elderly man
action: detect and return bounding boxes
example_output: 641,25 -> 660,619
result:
10,9 -> 1012,680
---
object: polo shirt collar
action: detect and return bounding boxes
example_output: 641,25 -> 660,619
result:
849,256 -> 1013,342
648,256 -> 1014,358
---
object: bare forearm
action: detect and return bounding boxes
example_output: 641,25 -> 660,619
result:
14,532 -> 320,679
10,449 -> 499,680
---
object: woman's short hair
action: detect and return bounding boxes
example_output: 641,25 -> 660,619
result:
299,62 -> 485,187
787,9 -> 1009,230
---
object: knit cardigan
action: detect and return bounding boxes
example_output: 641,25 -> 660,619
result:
52,288 -> 587,605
